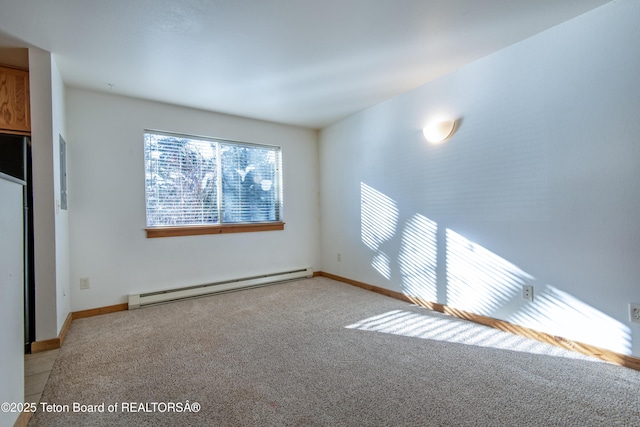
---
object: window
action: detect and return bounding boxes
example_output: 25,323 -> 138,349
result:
144,130 -> 283,237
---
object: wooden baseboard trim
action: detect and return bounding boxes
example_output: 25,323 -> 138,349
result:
30,337 -> 60,353
58,312 -> 73,346
31,303 -> 128,353
318,271 -> 640,371
13,409 -> 32,427
319,271 -> 414,302
71,303 -> 129,320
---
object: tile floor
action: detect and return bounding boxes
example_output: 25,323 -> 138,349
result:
24,349 -> 59,404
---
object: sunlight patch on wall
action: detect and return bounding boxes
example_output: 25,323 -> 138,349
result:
357,185 -> 631,357
345,309 -> 597,361
509,285 -> 632,355
446,228 -> 534,315
399,214 -> 438,302
360,183 -> 399,251
372,252 -> 392,279
361,183 -> 399,278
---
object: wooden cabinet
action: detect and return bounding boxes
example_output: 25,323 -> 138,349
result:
0,66 -> 30,135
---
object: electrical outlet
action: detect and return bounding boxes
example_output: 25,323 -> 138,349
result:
337,253 -> 342,262
79,277 -> 90,290
630,303 -> 640,323
522,285 -> 534,302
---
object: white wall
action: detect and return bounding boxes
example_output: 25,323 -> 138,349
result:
27,49 -> 71,341
29,47 -> 59,341
67,88 -> 320,311
320,0 -> 640,357
0,178 -> 24,427
52,56 -> 70,332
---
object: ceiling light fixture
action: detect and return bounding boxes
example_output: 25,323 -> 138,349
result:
423,119 -> 456,144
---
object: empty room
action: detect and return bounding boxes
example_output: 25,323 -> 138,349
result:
1,1 -> 639,426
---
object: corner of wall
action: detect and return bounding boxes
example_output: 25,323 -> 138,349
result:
28,47 -> 59,341
51,55 -> 71,334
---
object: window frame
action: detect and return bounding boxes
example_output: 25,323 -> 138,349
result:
143,130 -> 284,238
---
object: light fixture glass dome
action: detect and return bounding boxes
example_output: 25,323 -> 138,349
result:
423,120 -> 455,144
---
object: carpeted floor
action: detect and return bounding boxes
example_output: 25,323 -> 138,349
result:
30,277 -> 640,426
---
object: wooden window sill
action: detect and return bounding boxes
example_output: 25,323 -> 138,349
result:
146,222 -> 285,238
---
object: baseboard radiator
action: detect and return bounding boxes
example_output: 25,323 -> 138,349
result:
128,267 -> 313,309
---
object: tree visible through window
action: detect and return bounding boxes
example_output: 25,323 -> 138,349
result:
144,131 -> 282,229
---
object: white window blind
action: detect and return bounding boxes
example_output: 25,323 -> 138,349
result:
144,131 -> 282,227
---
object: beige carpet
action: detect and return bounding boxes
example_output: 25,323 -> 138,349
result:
30,277 -> 640,426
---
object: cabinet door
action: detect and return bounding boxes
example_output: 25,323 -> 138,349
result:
0,67 -> 30,134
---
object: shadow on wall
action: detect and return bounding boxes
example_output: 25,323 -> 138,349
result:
360,182 -> 631,355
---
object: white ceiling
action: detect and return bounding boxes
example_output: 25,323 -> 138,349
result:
0,0 -> 611,129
